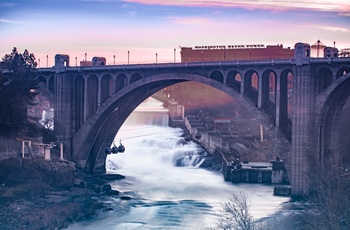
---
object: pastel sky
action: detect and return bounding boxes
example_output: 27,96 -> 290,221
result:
1,0 -> 349,66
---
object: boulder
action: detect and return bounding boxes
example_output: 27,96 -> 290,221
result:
107,190 -> 120,196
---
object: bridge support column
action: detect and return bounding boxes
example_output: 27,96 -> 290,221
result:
83,77 -> 88,121
111,78 -> 116,94
240,74 -> 245,95
54,72 -> 73,159
275,75 -> 281,127
98,78 -> 102,106
258,75 -> 263,109
291,64 -> 313,196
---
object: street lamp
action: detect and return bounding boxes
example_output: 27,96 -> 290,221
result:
128,51 -> 130,64
75,57 -> 77,66
201,51 -> 203,62
156,53 -> 158,63
113,55 -> 115,65
46,55 -> 48,67
85,53 -> 87,62
174,48 -> 176,63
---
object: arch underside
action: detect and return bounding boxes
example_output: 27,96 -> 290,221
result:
84,79 -> 184,173
317,73 -> 350,172
72,73 -> 291,173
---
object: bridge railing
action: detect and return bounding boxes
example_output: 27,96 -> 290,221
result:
37,57 -> 350,73
310,57 -> 350,63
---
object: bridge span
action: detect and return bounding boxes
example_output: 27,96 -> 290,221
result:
36,43 -> 350,196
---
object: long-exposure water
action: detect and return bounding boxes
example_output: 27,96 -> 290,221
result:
67,98 -> 291,229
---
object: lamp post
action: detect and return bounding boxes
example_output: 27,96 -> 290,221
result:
174,48 -> 176,63
156,53 -> 158,63
113,55 -> 115,65
46,55 -> 48,67
201,51 -> 203,62
85,53 -> 87,62
75,57 -> 77,66
128,51 -> 130,64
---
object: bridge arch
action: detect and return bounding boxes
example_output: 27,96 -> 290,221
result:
336,66 -> 350,79
226,70 -> 241,92
101,74 -> 113,104
261,69 -> 277,109
261,69 -> 277,123
87,75 -> 98,119
73,71 -> 278,173
316,67 -> 333,93
48,76 -> 54,94
316,72 -> 350,172
210,70 -> 224,83
74,75 -> 85,132
35,74 -> 54,91
244,70 -> 259,106
115,74 -> 127,92
280,69 -> 293,138
36,75 -> 47,84
130,73 -> 142,84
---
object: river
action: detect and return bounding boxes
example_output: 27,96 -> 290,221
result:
67,98 -> 291,229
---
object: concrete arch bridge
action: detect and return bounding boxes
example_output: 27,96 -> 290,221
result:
36,43 -> 350,196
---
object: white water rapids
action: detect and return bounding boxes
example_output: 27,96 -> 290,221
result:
67,98 -> 290,229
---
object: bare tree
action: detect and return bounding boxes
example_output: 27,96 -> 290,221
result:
40,117 -> 54,130
205,190 -> 305,230
206,192 -> 256,230
303,172 -> 350,230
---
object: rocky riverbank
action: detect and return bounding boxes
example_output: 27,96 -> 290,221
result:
0,157 -> 125,229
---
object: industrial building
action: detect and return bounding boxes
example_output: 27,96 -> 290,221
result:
180,44 -> 294,62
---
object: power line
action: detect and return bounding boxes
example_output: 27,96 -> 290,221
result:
115,128 -> 183,141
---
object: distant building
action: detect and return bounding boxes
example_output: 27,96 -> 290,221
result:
180,44 -> 294,62
80,60 -> 93,66
340,48 -> 350,57
80,57 -> 107,66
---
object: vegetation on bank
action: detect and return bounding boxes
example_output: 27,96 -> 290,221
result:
303,171 -> 350,229
207,168 -> 350,230
0,48 -> 55,142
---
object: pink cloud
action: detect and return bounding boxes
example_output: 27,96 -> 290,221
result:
167,16 -> 216,25
306,24 -> 350,33
121,0 -> 350,13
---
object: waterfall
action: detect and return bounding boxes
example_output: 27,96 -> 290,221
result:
106,98 -> 206,169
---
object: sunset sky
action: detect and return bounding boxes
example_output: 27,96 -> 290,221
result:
1,0 -> 349,66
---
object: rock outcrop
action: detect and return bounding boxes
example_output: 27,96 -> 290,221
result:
0,157 -> 124,229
